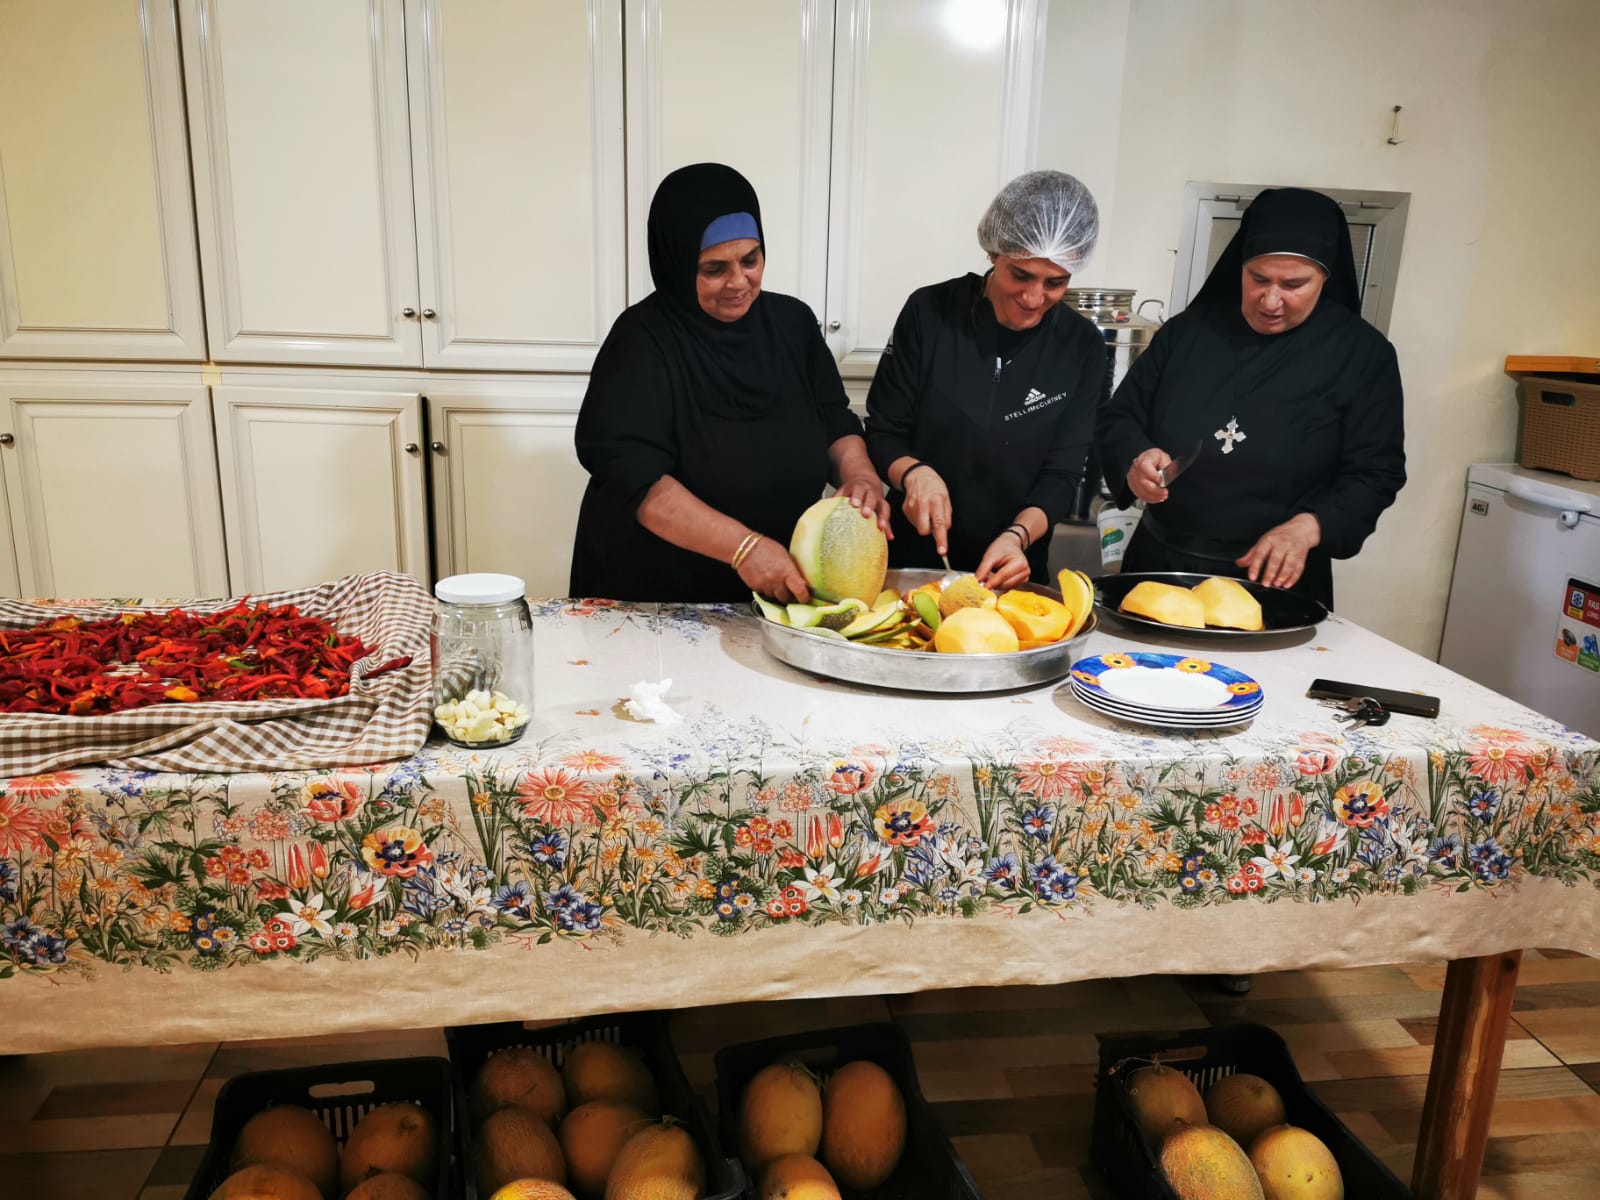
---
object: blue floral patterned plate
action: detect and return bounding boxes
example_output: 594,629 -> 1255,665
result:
1068,651 -> 1264,712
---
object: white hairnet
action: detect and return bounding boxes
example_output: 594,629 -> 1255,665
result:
977,170 -> 1099,275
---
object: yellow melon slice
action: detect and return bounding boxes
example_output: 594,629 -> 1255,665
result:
1119,581 -> 1205,629
1192,577 -> 1264,631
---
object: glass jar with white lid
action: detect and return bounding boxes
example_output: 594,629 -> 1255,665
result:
430,573 -> 534,748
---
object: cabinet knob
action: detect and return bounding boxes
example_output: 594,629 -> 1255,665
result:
429,440 -> 446,454
401,306 -> 417,318
403,442 -> 420,454
0,433 -> 12,446
421,308 -> 437,319
828,320 -> 841,331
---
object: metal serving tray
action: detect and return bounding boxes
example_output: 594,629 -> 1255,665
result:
755,568 -> 1097,694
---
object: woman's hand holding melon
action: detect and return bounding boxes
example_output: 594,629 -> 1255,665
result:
898,464 -> 953,557
834,475 -> 894,537
975,533 -> 1030,591
738,537 -> 812,604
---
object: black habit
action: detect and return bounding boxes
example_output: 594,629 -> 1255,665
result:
1095,188 -> 1406,608
570,163 -> 860,602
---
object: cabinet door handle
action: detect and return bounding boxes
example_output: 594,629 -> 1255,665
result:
827,320 -> 841,331
401,306 -> 417,318
0,433 -> 13,446
403,442 -> 420,454
430,440 -> 446,454
421,308 -> 437,319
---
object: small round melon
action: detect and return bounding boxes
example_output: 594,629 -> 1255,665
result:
473,1047 -> 567,1125
488,1182 -> 579,1200
740,1063 -> 823,1176
789,496 -> 888,604
1127,1063 -> 1207,1149
562,1042 -> 659,1114
339,1102 -> 437,1193
345,1174 -> 431,1200
477,1106 -> 566,1196
819,1061 -> 905,1190
1204,1073 -> 1286,1151
228,1105 -> 339,1199
559,1100 -> 649,1197
1250,1125 -> 1344,1200
759,1151 -> 842,1199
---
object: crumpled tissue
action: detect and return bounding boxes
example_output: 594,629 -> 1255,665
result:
624,678 -> 684,726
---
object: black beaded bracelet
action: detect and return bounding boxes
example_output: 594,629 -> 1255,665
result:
898,461 -> 934,490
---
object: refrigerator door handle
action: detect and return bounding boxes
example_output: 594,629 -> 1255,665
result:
1507,477 -> 1594,515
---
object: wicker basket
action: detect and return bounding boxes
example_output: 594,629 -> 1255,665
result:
1517,375 -> 1600,481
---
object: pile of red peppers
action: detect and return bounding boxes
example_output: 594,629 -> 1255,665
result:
0,601 -> 373,715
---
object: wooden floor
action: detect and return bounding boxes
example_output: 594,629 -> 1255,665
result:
5,950 -> 1600,1198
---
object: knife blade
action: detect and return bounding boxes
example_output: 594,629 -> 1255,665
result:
1157,439 -> 1205,487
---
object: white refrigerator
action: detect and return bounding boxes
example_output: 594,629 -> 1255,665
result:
1440,464 -> 1600,737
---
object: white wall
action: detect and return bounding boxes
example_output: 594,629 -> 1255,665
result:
1039,0 -> 1600,656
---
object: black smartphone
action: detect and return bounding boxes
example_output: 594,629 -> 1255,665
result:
1307,678 -> 1441,718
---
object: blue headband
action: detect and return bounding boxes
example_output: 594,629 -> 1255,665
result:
700,211 -> 760,250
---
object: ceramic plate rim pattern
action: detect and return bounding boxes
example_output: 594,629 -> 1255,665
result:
1069,651 -> 1263,711
1070,685 -> 1260,725
1067,676 -> 1263,715
1069,681 -> 1261,722
1074,698 -> 1258,730
1090,571 -> 1329,637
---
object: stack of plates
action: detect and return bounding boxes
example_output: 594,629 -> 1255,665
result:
1069,651 -> 1264,729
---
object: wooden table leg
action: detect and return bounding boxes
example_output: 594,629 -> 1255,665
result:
1412,949 -> 1523,1199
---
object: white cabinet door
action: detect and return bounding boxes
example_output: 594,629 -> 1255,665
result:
624,0 -> 834,315
826,0 -> 1045,376
425,381 -> 588,600
0,1 -> 205,361
182,0 -> 421,367
407,0 -> 626,370
212,377 -> 428,592
0,370 -> 227,598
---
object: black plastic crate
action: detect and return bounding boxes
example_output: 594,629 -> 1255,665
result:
184,1055 -> 458,1200
713,1022 -> 983,1200
445,1011 -> 743,1200
1091,1023 -> 1409,1199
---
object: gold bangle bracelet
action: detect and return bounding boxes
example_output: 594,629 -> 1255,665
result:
731,533 -> 762,570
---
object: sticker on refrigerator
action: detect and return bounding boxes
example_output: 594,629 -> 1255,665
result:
1556,578 -> 1600,672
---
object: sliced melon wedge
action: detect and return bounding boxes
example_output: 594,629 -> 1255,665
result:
752,593 -> 790,625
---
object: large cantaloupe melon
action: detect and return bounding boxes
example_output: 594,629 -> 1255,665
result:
207,1164 -> 323,1200
789,497 -> 888,604
819,1061 -> 905,1190
758,1153 -> 842,1199
740,1063 -> 823,1175
1249,1125 -> 1344,1199
604,1121 -> 704,1200
228,1104 -> 339,1198
1160,1123 -> 1264,1200
476,1107 -> 567,1195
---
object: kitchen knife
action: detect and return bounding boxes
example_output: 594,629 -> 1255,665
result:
1157,439 -> 1204,487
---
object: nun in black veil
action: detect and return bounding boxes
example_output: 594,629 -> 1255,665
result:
1095,187 -> 1406,608
571,163 -> 889,603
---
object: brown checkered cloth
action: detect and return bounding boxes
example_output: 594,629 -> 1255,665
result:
0,571 -> 435,775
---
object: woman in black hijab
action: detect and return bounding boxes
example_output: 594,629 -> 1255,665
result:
571,163 -> 889,603
1095,188 -> 1405,608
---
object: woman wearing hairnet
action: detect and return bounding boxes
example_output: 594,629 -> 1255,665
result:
864,170 -> 1107,589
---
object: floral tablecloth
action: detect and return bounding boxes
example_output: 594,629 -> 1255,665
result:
2,599 -> 1596,1053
